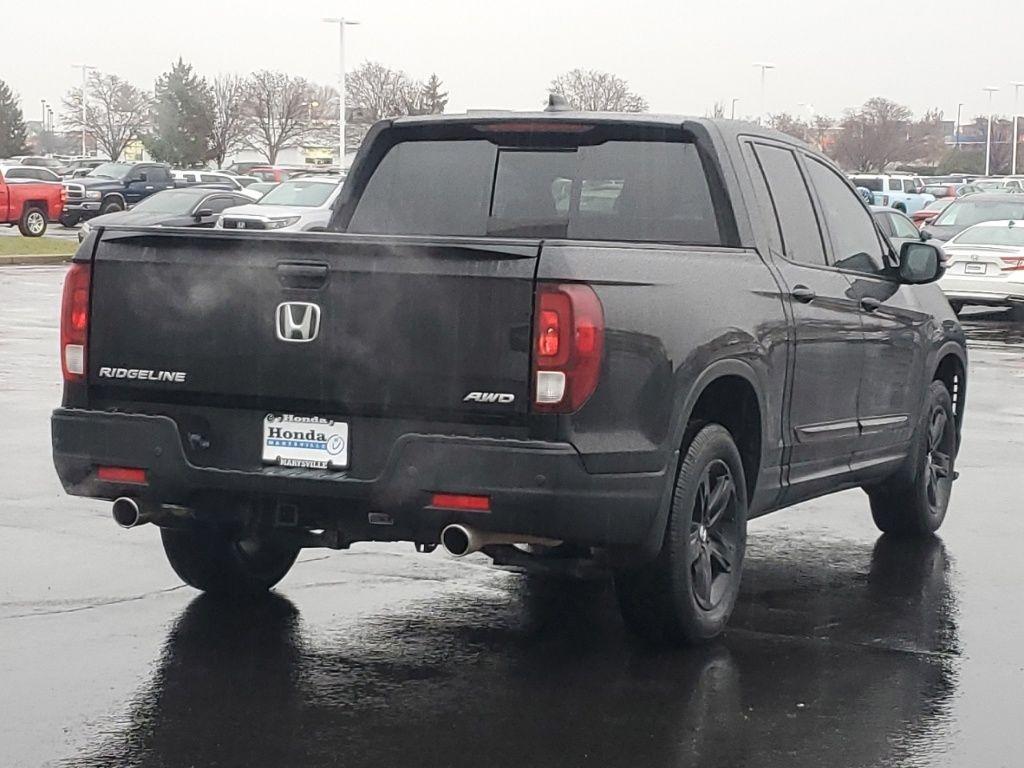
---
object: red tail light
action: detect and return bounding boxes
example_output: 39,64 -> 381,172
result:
1000,256 -> 1024,271
532,283 -> 604,413
60,186 -> 68,205
60,262 -> 91,382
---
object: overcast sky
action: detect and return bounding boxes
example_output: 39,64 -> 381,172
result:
6,0 -> 1024,126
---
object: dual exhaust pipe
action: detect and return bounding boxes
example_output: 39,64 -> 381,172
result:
113,499 -> 555,558
439,523 -> 561,558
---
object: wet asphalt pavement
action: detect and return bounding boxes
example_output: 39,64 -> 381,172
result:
2,265 -> 1023,768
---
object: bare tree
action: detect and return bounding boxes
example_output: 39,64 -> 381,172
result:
243,71 -> 317,164
62,72 -> 151,161
209,75 -> 248,168
767,113 -> 810,142
707,101 -> 727,119
345,61 -> 419,123
832,97 -> 913,172
549,69 -> 648,112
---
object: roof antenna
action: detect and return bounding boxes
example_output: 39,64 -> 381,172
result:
545,93 -> 572,112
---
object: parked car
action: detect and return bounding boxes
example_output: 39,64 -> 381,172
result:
60,161 -> 175,226
216,177 -> 342,231
244,182 -> 278,198
19,155 -> 69,175
0,165 -> 65,236
0,164 -> 61,183
871,206 -> 925,250
970,178 -> 1024,193
172,169 -> 246,190
912,198 -> 955,228
923,184 -> 960,199
920,193 -> 1024,242
53,111 -> 965,647
224,161 -> 273,176
77,187 -> 255,242
246,166 -> 306,182
939,220 -> 1024,313
62,158 -> 105,179
848,174 -> 935,214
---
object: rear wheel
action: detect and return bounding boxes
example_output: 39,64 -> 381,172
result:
58,213 -> 80,227
18,207 -> 47,237
867,380 -> 956,535
615,424 -> 748,645
160,524 -> 300,597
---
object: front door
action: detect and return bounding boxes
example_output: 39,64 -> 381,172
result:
801,153 -> 929,478
744,142 -> 865,501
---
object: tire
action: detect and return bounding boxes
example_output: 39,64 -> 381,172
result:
58,213 -> 80,227
894,202 -> 907,213
160,524 -> 300,597
867,380 -> 956,536
18,206 -> 47,237
615,424 -> 748,645
99,197 -> 124,215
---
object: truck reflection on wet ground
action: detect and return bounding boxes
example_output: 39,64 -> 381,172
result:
67,534 -> 955,768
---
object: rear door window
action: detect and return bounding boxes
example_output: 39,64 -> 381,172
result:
889,178 -> 904,192
752,144 -> 827,266
348,137 -> 722,245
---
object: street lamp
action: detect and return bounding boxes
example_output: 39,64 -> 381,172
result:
752,62 -> 775,125
323,17 -> 360,167
71,64 -> 94,156
983,86 -> 999,176
1011,82 -> 1024,175
955,102 -> 963,150
730,97 -> 739,120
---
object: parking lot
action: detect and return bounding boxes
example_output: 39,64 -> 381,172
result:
0,264 -> 1021,767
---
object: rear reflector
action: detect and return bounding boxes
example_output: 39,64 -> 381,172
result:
97,466 -> 147,485
430,493 -> 491,512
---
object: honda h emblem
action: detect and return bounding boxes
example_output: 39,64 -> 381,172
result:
276,302 -> 321,343
235,221 -> 245,229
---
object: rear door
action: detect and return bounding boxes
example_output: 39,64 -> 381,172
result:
744,141 -> 865,499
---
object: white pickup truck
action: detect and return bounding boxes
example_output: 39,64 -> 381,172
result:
849,174 -> 935,214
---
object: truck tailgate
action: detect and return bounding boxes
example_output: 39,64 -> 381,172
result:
87,229 -> 539,420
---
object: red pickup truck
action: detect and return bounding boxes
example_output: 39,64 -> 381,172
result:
0,167 -> 66,237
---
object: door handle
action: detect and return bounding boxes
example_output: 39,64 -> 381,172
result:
144,186 -> 154,190
860,297 -> 882,312
277,262 -> 328,289
790,285 -> 816,303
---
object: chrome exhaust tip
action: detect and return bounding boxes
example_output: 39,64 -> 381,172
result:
440,524 -> 474,557
112,497 -> 151,529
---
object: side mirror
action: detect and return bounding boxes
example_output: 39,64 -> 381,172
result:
194,208 -> 214,220
899,241 -> 944,284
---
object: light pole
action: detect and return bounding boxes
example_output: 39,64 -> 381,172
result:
984,86 -> 999,176
47,107 -> 53,134
730,97 -> 739,120
1011,82 -> 1024,175
752,62 -> 775,125
955,102 -> 963,150
71,64 -> 94,156
40,99 -> 47,131
323,17 -> 360,166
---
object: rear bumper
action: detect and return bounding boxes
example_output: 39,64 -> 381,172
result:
941,279 -> 1024,305
51,408 -> 670,548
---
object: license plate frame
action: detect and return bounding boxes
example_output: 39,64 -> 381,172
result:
964,262 -> 987,275
262,414 -> 349,470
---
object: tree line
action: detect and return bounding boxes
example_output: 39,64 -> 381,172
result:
1,66 -> 1012,173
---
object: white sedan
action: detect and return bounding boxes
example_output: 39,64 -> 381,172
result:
939,220 -> 1024,312
215,177 -> 343,232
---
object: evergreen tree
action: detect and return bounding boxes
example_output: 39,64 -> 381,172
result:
0,79 -> 27,157
419,74 -> 448,114
144,59 -> 214,166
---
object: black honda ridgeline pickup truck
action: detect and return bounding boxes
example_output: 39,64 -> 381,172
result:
52,109 -> 967,645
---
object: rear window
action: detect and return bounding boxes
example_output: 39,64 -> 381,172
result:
934,200 -> 1024,226
347,138 -> 721,244
258,181 -> 336,207
852,176 -> 883,192
953,224 -> 1024,247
